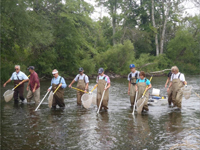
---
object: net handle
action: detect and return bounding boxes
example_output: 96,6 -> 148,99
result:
54,85 -> 61,94
71,87 -> 88,93
12,75 -> 30,90
90,84 -> 98,93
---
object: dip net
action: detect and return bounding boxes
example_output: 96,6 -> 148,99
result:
182,86 -> 193,100
136,96 -> 147,114
48,91 -> 53,108
3,90 -> 14,102
81,93 -> 96,109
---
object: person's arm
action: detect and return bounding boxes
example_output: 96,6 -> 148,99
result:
146,84 -> 152,91
181,74 -> 187,85
27,80 -> 31,91
145,80 -> 152,91
60,78 -> 67,88
32,74 -> 39,92
135,84 -> 138,91
105,76 -> 111,90
105,83 -> 111,90
32,83 -> 37,93
84,76 -> 89,92
167,82 -> 172,92
3,79 -> 12,87
165,77 -> 170,88
69,80 -> 75,88
128,81 -> 131,95
48,79 -> 53,91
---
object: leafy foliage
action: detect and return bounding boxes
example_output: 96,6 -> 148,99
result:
1,0 -> 199,82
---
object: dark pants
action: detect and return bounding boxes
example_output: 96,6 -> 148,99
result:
13,83 -> 25,102
52,83 -> 65,108
52,97 -> 65,108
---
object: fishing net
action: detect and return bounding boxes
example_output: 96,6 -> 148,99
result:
92,94 -> 97,105
81,93 -> 95,109
3,90 -> 14,102
136,97 -> 147,114
48,91 -> 53,108
182,86 -> 193,100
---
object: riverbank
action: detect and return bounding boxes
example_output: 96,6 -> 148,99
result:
39,72 -> 168,81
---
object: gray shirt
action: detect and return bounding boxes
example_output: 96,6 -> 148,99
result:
74,74 -> 89,83
127,70 -> 140,81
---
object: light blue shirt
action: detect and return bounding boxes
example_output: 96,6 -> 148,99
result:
10,71 -> 28,80
74,74 -> 89,83
136,78 -> 150,85
48,76 -> 67,90
96,75 -> 111,83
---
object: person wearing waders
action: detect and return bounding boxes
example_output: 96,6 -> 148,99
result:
48,69 -> 67,109
135,71 -> 152,112
68,67 -> 89,105
165,67 -> 173,106
96,68 -> 111,111
167,66 -> 187,109
127,64 -> 140,107
3,65 -> 29,103
26,66 -> 40,104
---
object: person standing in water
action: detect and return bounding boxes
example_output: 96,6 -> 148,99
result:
96,68 -> 111,111
167,66 -> 187,109
3,65 -> 29,103
69,67 -> 89,105
48,69 -> 67,109
135,71 -> 152,112
26,66 -> 40,104
165,67 -> 173,106
127,64 -> 140,107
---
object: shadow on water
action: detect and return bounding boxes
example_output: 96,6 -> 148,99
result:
1,76 -> 200,149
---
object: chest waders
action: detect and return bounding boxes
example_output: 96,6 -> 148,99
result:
97,78 -> 109,110
77,75 -> 88,105
171,75 -> 184,108
129,73 -> 138,106
168,86 -> 172,105
137,81 -> 149,111
52,77 -> 65,108
14,74 -> 25,102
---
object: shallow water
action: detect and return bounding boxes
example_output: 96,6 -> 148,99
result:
1,76 -> 200,150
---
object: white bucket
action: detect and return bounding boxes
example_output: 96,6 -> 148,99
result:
152,88 -> 160,96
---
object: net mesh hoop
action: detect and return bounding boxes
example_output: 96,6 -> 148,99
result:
48,91 -> 53,108
3,90 -> 14,102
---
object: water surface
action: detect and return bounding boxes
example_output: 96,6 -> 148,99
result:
1,76 -> 200,150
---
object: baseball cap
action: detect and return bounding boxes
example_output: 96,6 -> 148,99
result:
27,66 -> 35,70
129,64 -> 135,69
98,68 -> 104,74
79,67 -> 84,72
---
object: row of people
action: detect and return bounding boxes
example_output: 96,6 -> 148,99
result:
127,64 -> 186,109
3,64 -> 186,111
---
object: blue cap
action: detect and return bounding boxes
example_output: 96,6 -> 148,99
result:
98,68 -> 104,74
129,64 -> 135,68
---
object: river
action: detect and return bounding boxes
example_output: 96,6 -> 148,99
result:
1,76 -> 200,150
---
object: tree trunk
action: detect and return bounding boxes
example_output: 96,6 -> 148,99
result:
160,1 -> 171,54
151,0 -> 159,56
112,0 -> 117,45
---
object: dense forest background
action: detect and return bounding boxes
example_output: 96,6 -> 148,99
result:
1,0 -> 200,81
